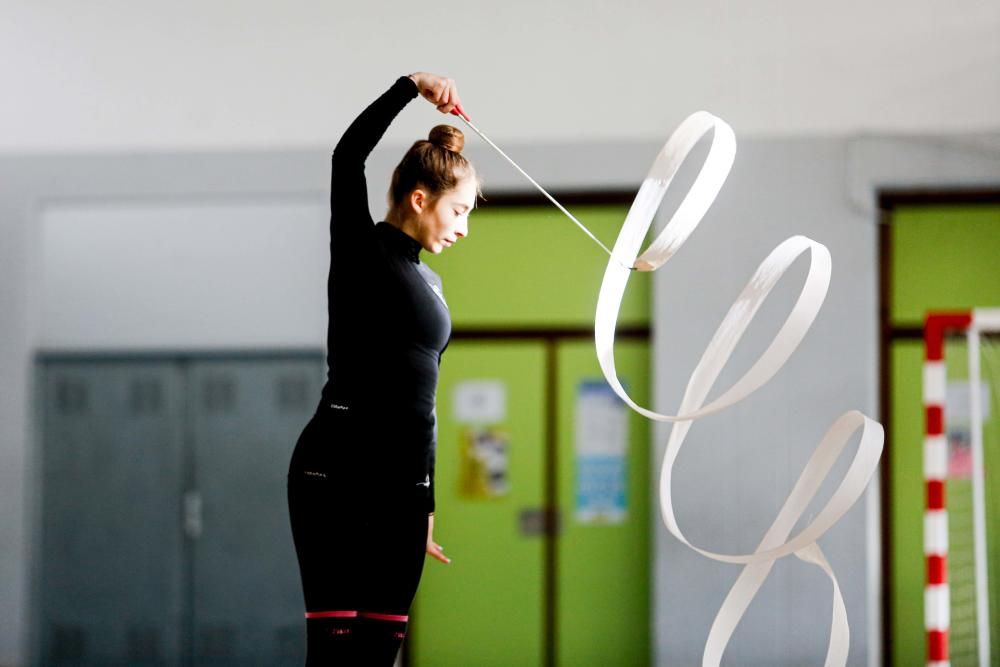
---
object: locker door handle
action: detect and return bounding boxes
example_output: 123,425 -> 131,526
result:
519,508 -> 561,537
183,490 -> 203,539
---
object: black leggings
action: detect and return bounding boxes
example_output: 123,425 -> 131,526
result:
287,407 -> 430,666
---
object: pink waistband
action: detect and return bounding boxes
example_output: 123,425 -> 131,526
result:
305,610 -> 358,618
304,610 -> 408,622
359,611 -> 409,622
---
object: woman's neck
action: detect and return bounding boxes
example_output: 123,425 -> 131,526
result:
385,211 -> 422,245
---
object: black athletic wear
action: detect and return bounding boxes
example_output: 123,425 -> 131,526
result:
286,75 -> 449,666
287,410 -> 429,666
321,73 -> 451,514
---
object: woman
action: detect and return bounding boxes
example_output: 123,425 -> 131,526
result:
286,71 -> 480,666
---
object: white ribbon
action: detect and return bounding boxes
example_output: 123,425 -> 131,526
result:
594,111 -> 884,666
458,104 -> 884,665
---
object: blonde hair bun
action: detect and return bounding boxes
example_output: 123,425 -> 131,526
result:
428,124 -> 465,153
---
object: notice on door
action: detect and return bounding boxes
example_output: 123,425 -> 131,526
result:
453,380 -> 510,498
575,379 -> 628,524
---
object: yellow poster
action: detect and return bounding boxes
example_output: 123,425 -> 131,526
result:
458,426 -> 510,498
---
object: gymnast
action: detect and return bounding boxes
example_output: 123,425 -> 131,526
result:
287,71 -> 479,665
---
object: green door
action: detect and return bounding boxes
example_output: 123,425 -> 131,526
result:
557,339 -> 651,667
410,338 -> 651,667
412,341 -> 548,666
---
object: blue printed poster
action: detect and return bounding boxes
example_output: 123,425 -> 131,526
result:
575,379 -> 628,524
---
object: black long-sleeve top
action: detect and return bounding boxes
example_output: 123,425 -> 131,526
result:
321,75 -> 451,513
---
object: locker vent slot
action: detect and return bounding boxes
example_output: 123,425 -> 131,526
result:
56,378 -> 89,415
129,378 -> 163,415
48,623 -> 86,661
198,623 -> 236,657
276,375 -> 310,413
126,623 -> 162,660
203,377 -> 236,413
273,623 -> 302,658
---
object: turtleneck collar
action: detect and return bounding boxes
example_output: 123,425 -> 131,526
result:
377,221 -> 423,263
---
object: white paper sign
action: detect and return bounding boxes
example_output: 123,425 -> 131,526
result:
453,380 -> 507,424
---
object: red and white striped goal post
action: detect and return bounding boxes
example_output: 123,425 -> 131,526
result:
923,308 -> 1000,667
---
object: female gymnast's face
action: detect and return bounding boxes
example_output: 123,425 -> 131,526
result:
413,176 -> 478,254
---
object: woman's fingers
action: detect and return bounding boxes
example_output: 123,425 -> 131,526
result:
437,95 -> 451,113
434,78 -> 460,115
413,72 -> 463,114
418,77 -> 445,106
414,73 -> 462,115
434,79 -> 449,103
427,542 -> 451,564
436,80 -> 454,114
434,80 -> 448,104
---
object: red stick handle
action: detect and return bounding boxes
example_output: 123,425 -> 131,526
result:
450,103 -> 470,122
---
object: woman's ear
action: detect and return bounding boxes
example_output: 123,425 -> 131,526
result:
409,188 -> 428,215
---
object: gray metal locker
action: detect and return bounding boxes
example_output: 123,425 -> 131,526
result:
187,357 -> 322,666
38,359 -> 186,666
35,353 -> 324,667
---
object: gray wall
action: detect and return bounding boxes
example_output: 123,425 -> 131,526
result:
5,1 -> 998,152
2,133 -> 999,666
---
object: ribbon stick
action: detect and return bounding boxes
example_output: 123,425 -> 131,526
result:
452,104 -> 634,270
454,104 -> 884,666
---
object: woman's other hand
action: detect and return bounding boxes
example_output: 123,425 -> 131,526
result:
408,72 -> 462,115
426,514 -> 451,564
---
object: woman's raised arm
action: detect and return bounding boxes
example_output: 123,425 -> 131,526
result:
329,73 -> 464,249
329,76 -> 420,246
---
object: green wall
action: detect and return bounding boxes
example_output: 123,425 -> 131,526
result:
421,204 -> 653,328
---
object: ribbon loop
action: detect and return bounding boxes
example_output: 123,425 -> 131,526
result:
594,112 -> 883,666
